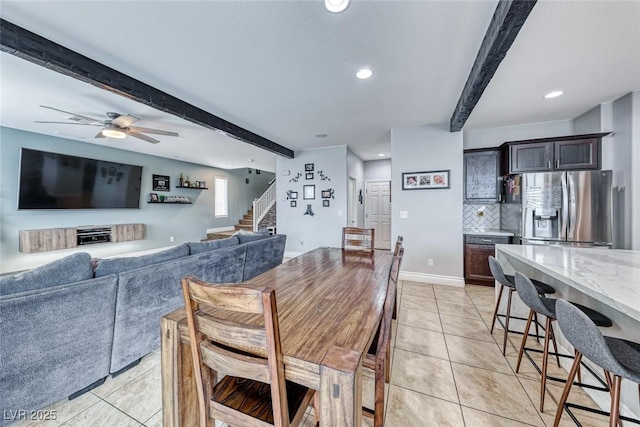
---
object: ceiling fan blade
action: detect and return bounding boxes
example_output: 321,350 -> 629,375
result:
126,130 -> 160,144
111,114 -> 139,127
34,121 -> 102,126
39,105 -> 104,124
127,126 -> 179,137
95,130 -> 106,139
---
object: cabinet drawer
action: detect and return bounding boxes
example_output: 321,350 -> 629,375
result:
465,235 -> 510,245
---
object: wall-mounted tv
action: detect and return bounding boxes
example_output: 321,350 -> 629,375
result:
18,148 -> 143,209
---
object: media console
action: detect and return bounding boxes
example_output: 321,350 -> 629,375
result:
19,224 -> 145,253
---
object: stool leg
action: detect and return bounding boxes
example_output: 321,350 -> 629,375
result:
604,371 -> 623,427
553,352 -> 582,427
490,284 -> 505,334
549,323 -> 561,367
575,349 -> 583,384
502,288 -> 514,356
534,312 -> 541,344
609,375 -> 622,427
516,309 -> 534,373
540,317 -> 553,412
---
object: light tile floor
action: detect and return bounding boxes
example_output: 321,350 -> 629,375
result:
11,282 -> 611,426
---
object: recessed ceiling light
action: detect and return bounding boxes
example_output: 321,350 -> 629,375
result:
378,153 -> 385,157
356,68 -> 373,80
316,133 -> 328,138
544,90 -> 564,99
248,159 -> 255,163
325,0 -> 349,13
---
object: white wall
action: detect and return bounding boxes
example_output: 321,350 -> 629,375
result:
391,123 -> 464,286
573,105 -> 602,134
463,119 -> 573,149
364,159 -> 391,181
276,147 -> 347,256
347,149 -> 364,227
0,127 -> 274,273
633,91 -> 640,250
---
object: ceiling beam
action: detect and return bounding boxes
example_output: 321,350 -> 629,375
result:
0,19 -> 294,158
449,0 -> 537,132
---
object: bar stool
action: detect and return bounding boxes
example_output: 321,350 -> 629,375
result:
514,273 -> 613,413
554,299 -> 640,427
488,256 -> 557,355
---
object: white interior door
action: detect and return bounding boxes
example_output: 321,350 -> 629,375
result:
348,177 -> 357,227
365,181 -> 391,250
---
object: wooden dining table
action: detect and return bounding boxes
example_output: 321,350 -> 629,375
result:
161,246 -> 393,427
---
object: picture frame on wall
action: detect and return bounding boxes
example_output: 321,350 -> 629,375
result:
290,200 -> 297,207
305,172 -> 314,180
402,170 -> 450,190
305,163 -> 314,172
323,200 -> 330,207
150,193 -> 159,202
153,174 -> 170,191
290,191 -> 298,199
303,185 -> 315,199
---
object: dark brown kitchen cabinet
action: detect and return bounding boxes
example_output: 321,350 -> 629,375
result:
464,149 -> 501,202
504,132 -> 607,174
464,235 -> 510,286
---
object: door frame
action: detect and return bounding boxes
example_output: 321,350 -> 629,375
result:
348,176 -> 357,227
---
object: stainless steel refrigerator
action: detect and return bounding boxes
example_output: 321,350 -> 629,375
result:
518,170 -> 613,246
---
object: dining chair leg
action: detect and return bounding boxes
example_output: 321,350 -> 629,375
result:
385,336 -> 391,384
609,375 -> 622,427
516,309 -> 535,373
502,288 -> 514,356
374,354 -> 386,427
540,317 -> 553,412
313,392 -> 320,427
553,352 -> 582,427
490,284 -> 505,334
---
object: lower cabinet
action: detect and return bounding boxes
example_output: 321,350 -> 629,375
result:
464,235 -> 511,286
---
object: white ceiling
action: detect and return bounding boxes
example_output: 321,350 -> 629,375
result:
1,1 -> 639,172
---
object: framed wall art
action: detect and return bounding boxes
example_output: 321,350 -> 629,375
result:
305,163 -> 314,172
153,174 -> 170,191
303,185 -> 315,199
402,170 -> 450,190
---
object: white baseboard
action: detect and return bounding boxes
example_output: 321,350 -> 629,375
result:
399,271 -> 465,288
206,226 -> 235,234
284,251 -> 304,259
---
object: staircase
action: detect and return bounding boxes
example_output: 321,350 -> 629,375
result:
236,208 -> 255,231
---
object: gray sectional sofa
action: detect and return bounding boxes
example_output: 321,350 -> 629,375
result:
0,233 -> 285,423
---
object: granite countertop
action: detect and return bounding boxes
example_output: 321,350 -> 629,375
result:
496,244 -> 640,322
463,229 -> 515,237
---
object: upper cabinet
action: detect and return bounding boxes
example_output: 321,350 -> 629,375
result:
464,149 -> 501,202
503,133 -> 607,174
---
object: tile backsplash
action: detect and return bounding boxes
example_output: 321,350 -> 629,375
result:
463,203 -> 500,230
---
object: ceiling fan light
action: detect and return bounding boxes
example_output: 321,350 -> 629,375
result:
325,0 -> 349,13
102,129 -> 126,139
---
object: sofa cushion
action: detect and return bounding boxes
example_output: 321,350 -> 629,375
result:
187,236 -> 239,255
234,229 -> 270,244
94,244 -> 189,277
242,234 -> 286,281
0,252 -> 94,296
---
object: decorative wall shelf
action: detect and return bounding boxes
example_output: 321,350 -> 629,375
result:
148,201 -> 192,204
175,186 -> 208,190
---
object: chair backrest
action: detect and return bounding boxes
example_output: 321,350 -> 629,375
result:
393,236 -> 404,256
390,247 -> 403,285
556,299 -> 628,378
488,255 -> 512,288
342,227 -> 375,252
514,272 -> 555,318
375,252 -> 401,359
181,275 -> 290,427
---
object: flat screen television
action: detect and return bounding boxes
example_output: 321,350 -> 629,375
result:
18,148 -> 143,209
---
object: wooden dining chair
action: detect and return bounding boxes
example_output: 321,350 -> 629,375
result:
342,227 -> 375,252
181,276 -> 316,427
362,247 -> 403,427
391,235 -> 404,319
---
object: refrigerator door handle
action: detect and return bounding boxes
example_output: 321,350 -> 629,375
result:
567,172 -> 577,241
561,172 -> 568,241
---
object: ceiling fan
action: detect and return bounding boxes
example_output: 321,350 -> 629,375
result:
35,105 -> 179,144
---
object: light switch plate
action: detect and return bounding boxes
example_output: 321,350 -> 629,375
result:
399,211 -> 408,219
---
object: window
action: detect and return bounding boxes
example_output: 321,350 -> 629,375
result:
214,176 -> 228,217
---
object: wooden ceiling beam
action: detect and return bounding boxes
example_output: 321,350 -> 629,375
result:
0,19 -> 294,158
449,0 -> 537,132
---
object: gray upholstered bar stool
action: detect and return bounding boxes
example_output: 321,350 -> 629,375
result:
514,272 -> 613,413
488,256 -> 557,355
554,299 -> 640,427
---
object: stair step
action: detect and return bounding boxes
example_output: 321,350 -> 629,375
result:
243,215 -> 253,220
239,219 -> 253,226
234,224 -> 253,231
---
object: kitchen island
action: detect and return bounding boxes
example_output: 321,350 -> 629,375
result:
494,244 -> 640,421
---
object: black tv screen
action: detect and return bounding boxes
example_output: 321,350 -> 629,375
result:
19,148 -> 143,209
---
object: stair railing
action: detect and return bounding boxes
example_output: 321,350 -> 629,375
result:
253,180 -> 276,231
